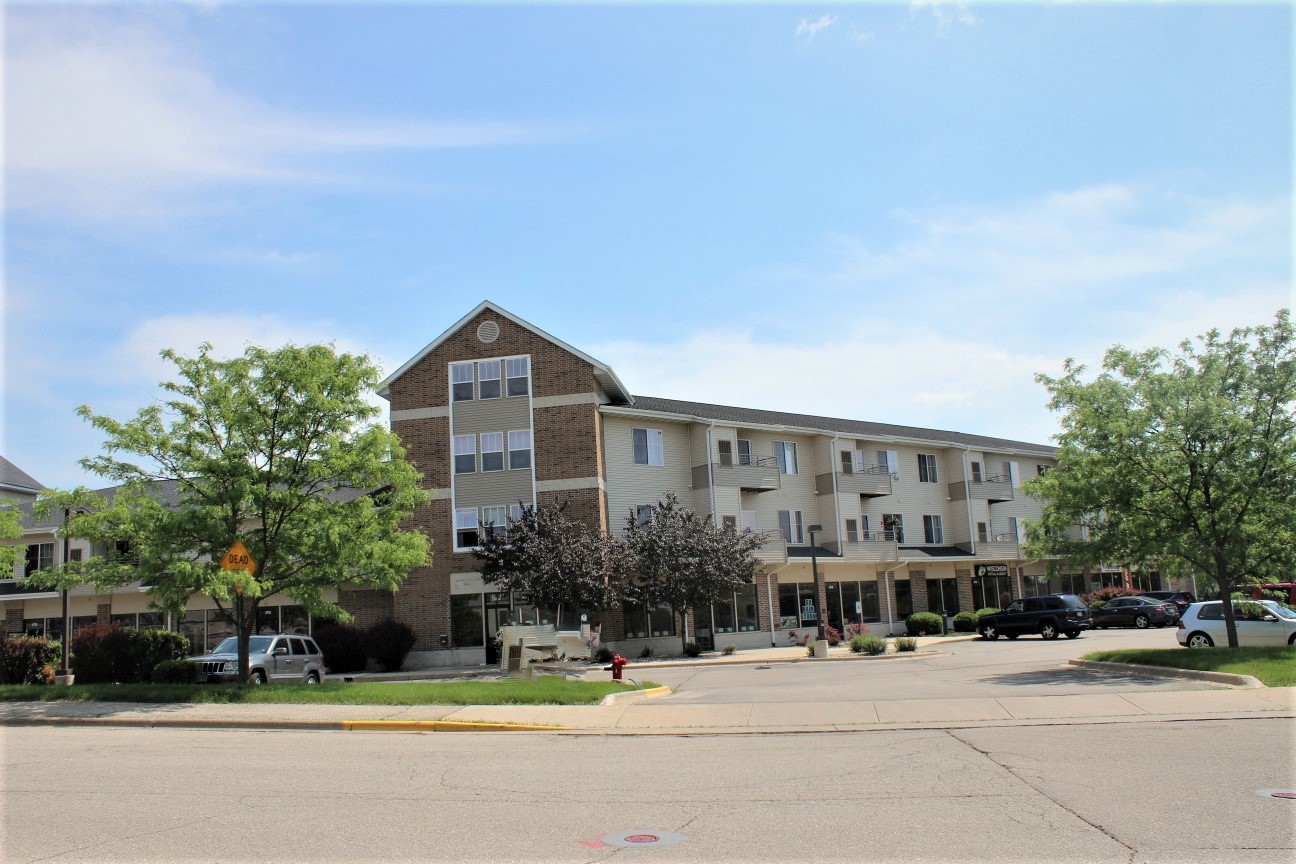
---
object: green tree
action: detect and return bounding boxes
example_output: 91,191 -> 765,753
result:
624,492 -> 765,653
0,501 -> 22,573
27,343 -> 431,680
1025,311 -> 1296,648
474,501 -> 628,624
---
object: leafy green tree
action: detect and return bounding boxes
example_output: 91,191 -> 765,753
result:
0,502 -> 22,573
474,501 -> 628,622
1025,311 -> 1296,648
27,343 -> 430,680
624,492 -> 765,653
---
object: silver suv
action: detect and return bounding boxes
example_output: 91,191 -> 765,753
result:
191,633 -> 326,684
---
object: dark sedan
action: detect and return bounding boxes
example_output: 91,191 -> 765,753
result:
1092,596 -> 1178,629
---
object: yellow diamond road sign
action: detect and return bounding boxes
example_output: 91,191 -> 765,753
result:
220,540 -> 257,575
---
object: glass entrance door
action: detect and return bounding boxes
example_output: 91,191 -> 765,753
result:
484,592 -> 512,665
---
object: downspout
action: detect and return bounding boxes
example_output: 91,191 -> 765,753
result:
767,564 -> 784,646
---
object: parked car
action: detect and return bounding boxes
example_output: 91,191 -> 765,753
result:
978,594 -> 1092,641
1177,600 -> 1296,648
1138,590 -> 1196,615
190,633 -> 326,684
1092,596 -> 1178,629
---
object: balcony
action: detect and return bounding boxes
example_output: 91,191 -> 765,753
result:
710,456 -> 781,492
816,465 -> 893,498
948,474 -> 1014,503
747,530 -> 787,563
839,531 -> 900,562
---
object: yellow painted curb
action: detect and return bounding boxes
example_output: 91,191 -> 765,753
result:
343,720 -> 568,732
640,685 -> 671,699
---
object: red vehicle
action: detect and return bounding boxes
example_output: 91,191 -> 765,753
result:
1247,583 -> 1296,604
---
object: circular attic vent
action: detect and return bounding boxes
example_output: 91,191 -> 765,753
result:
476,320 -> 501,343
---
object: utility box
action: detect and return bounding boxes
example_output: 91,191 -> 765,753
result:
505,644 -> 523,673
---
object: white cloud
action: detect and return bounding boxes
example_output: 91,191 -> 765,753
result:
796,15 -> 838,38
5,12 -> 552,222
588,183 -> 1291,449
911,0 -> 979,32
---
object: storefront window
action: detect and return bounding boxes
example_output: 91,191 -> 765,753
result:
895,581 -> 913,618
450,594 -> 484,647
648,604 -> 675,637
797,584 -> 818,626
205,610 -> 235,651
712,594 -> 736,634
777,583 -> 799,628
138,612 -> 167,630
72,615 -> 97,636
736,583 -> 759,632
622,601 -> 650,639
280,606 -> 310,634
111,613 -> 137,629
255,606 -> 279,634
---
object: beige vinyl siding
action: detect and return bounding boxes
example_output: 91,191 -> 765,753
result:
984,452 -> 1050,540
603,416 -> 694,534
741,430 -> 817,544
451,397 -> 531,435
690,424 -> 711,469
861,443 -> 951,546
453,471 -> 534,510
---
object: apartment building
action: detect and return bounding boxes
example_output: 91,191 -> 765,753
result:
369,301 -> 1136,668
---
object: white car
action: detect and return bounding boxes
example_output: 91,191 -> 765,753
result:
1176,599 -> 1296,648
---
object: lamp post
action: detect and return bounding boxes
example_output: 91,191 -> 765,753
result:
807,524 -> 825,642
57,507 -> 74,679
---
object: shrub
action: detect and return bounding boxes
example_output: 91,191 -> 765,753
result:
905,612 -> 944,636
68,624 -> 191,684
721,644 -> 736,656
683,642 -> 702,657
850,634 -> 887,655
824,624 -> 842,647
0,636 -> 61,685
974,607 -> 1001,620
895,636 -> 918,652
1082,586 -> 1140,607
152,659 -> 201,684
364,619 -> 417,673
951,611 -> 979,633
806,642 -> 816,657
844,623 -> 870,638
593,646 -> 614,663
639,645 -> 653,658
313,621 -> 368,673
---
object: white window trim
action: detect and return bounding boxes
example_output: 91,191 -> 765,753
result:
478,359 -> 502,400
508,429 -> 532,470
774,440 -> 799,475
633,428 -> 664,467
454,508 -> 480,551
453,435 -> 477,475
480,432 -> 505,472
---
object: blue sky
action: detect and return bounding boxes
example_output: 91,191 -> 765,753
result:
4,1 -> 1293,491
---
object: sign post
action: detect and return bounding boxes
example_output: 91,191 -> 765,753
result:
220,541 -> 257,684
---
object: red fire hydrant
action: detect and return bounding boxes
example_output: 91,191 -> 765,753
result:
607,653 -> 628,681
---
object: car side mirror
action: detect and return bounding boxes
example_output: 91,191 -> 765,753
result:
274,645 -> 289,655
1262,615 -> 1278,622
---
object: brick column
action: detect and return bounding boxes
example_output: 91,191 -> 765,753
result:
4,607 -> 23,636
910,570 -> 929,613
956,569 -> 974,613
97,603 -> 112,625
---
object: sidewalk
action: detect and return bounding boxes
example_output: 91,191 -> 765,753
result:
4,638 -> 1292,734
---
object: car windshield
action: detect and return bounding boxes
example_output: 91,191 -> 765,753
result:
210,636 -> 274,654
1266,603 -> 1296,620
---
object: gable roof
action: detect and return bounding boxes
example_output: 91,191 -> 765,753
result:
613,396 -> 1056,455
0,456 -> 44,495
377,300 -> 633,403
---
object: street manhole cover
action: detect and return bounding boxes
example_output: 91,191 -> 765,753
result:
602,830 -> 684,847
1256,789 -> 1296,800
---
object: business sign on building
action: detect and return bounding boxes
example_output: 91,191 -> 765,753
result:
975,564 -> 1009,579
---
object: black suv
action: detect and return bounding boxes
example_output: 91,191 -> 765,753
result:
978,594 -> 1092,641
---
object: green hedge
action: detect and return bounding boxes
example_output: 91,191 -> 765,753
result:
905,612 -> 944,636
71,625 -> 191,684
151,659 -> 201,684
849,634 -> 887,655
951,611 -> 979,632
1,635 -> 61,685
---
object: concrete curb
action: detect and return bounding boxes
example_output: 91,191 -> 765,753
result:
1068,659 -> 1263,688
599,684 -> 671,706
612,648 -> 951,672
342,719 -> 568,732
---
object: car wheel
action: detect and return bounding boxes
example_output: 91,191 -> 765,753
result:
980,624 -> 999,641
306,672 -> 320,684
247,670 -> 267,685
1040,621 -> 1058,640
1134,615 -> 1149,629
1065,630 -> 1080,639
1185,632 -> 1214,648
1288,634 -> 1296,646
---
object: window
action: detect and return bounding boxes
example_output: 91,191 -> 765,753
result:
778,510 -> 804,544
970,461 -> 983,483
451,594 -> 485,647
735,583 -> 759,631
506,357 -> 530,397
877,449 -> 899,477
22,543 -> 54,577
451,363 -> 475,402
453,435 -> 476,474
722,515 -> 737,530
778,583 -> 799,628
1037,464 -> 1051,476
480,432 -> 504,472
845,518 -> 859,543
840,451 -> 854,475
1003,460 -> 1020,487
632,428 -> 664,466
917,453 -> 939,483
478,360 -> 502,399
977,522 -> 989,543
455,508 -> 479,548
895,580 -> 913,618
737,439 -> 753,465
622,601 -> 676,639
882,513 -> 904,543
923,515 -> 944,544
636,505 -> 654,528
481,506 -> 509,539
718,440 -> 734,467
507,430 -> 532,470
773,441 -> 798,475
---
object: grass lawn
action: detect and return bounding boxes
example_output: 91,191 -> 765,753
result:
0,677 -> 660,706
1083,646 -> 1296,687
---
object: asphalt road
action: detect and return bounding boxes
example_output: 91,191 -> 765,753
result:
5,717 -> 1292,863
643,626 -> 1219,704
